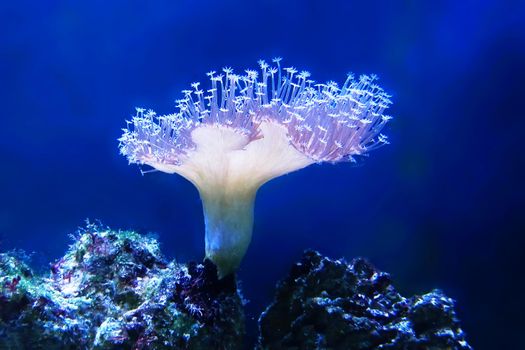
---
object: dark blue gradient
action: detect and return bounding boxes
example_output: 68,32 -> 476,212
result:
1,1 -> 523,348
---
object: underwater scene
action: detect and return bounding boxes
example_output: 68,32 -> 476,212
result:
1,1 -> 523,349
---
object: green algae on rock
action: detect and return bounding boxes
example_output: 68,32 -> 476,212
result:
0,223 -> 244,350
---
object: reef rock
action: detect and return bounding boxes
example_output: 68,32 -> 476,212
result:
258,250 -> 471,350
0,223 -> 244,350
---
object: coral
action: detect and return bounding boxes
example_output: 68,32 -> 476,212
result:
119,59 -> 393,277
258,250 -> 471,350
0,223 -> 244,350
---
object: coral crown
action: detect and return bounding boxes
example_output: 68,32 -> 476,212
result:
119,58 -> 392,170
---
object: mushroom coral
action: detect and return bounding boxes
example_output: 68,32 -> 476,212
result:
119,59 -> 392,278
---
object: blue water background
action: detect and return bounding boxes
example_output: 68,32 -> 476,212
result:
1,1 -> 524,348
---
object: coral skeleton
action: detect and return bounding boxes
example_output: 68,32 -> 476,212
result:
119,59 -> 392,277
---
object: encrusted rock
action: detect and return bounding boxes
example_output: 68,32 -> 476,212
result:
0,223 -> 244,349
258,250 -> 471,350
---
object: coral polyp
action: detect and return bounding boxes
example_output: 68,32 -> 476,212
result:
119,59 -> 392,277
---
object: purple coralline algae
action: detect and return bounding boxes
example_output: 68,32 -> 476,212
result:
258,250 -> 471,350
0,223 -> 244,349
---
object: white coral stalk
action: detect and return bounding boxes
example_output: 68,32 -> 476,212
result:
119,59 -> 392,277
